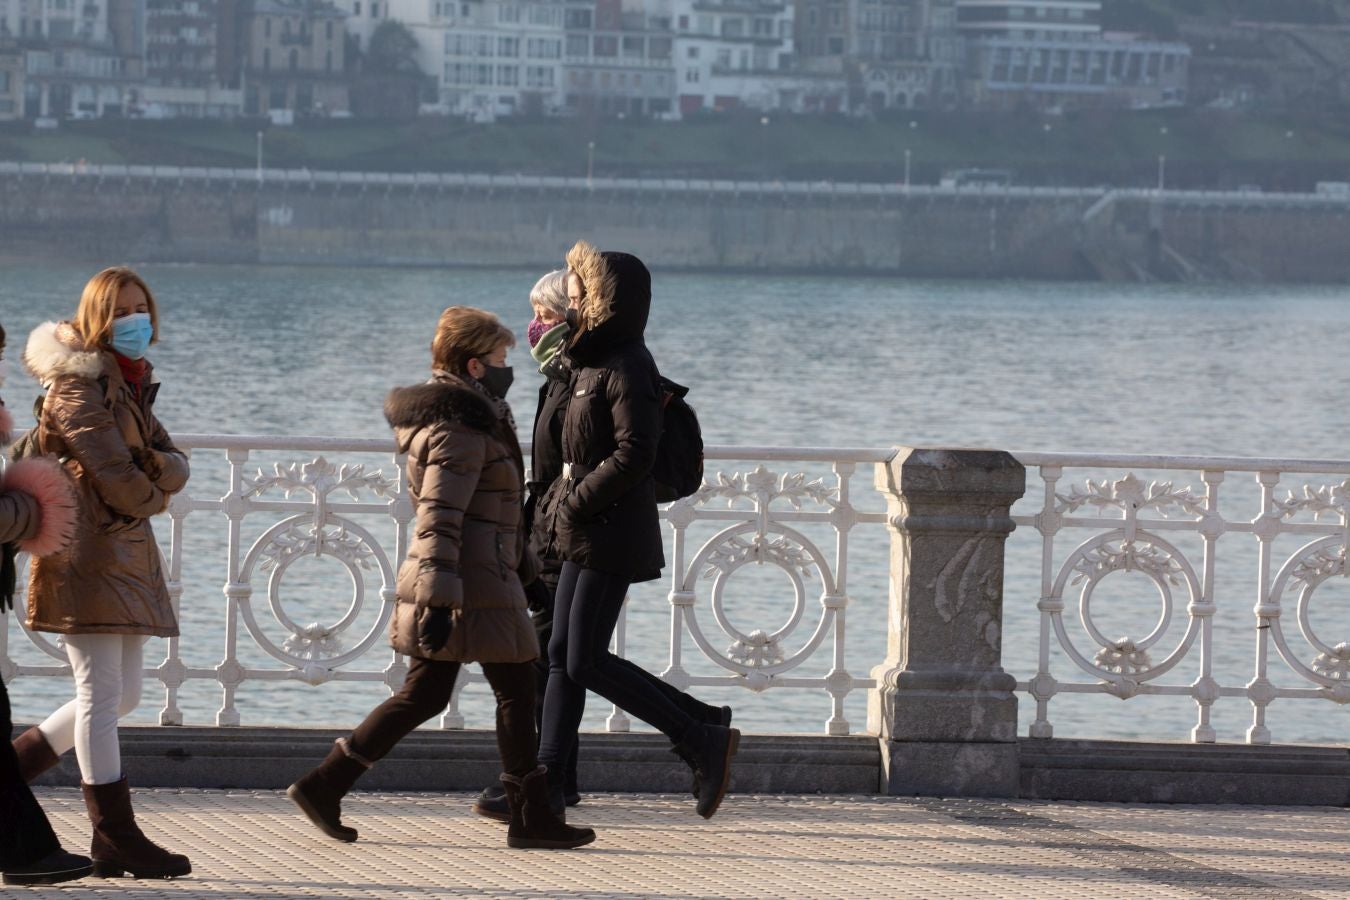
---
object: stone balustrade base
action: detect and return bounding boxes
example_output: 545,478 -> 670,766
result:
1018,738 -> 1350,806
15,726 -> 881,795
13,726 -> 1347,806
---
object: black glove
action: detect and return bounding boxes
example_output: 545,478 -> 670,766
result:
524,578 -> 553,615
0,542 -> 16,614
416,606 -> 454,654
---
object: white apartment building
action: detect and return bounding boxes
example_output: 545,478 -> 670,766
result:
0,0 -> 142,117
0,0 -> 111,43
673,0 -> 817,115
375,0 -> 565,117
955,0 -> 1100,40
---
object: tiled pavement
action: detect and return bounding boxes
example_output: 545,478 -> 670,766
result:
7,789 -> 1348,898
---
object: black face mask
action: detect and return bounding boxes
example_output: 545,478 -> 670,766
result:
477,363 -> 514,400
564,308 -> 580,331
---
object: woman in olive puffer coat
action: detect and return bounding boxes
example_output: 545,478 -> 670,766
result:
287,306 -> 594,851
534,242 -> 739,821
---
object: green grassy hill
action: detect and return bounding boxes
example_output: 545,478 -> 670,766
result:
4,110 -> 1350,190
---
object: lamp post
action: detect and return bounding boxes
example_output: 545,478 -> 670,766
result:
1156,125 -> 1168,193
904,148 -> 911,190
256,130 -> 263,184
586,140 -> 595,188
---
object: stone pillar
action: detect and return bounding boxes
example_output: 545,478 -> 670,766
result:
869,447 -> 1025,798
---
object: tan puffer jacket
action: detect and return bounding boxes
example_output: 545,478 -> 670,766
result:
22,322 -> 188,636
385,373 -> 538,664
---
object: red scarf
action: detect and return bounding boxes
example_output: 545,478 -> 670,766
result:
114,352 -> 150,398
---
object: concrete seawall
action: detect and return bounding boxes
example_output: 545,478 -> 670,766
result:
4,166 -> 1350,281
17,726 -> 1349,805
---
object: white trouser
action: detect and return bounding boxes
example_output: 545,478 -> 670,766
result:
38,634 -> 146,785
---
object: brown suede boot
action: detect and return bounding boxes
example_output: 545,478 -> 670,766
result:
286,737 -> 368,842
500,767 -> 596,850
81,778 -> 191,879
13,727 -> 60,783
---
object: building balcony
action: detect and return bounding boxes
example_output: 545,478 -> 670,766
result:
691,0 -> 788,13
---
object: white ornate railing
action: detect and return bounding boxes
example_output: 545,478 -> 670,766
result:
2,436 -> 894,736
1011,452 -> 1350,744
10,439 -> 1348,743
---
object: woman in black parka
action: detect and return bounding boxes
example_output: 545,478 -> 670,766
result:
535,241 -> 739,820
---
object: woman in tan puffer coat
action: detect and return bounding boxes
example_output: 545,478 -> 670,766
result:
13,268 -> 191,880
287,306 -> 595,851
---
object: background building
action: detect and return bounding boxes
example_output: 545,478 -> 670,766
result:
143,0 -> 243,116
563,0 -> 674,118
958,0 -> 1188,110
226,0 -> 348,116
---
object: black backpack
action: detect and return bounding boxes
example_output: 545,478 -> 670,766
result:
652,376 -> 704,503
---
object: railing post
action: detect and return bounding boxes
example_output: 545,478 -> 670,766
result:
870,447 -> 1026,797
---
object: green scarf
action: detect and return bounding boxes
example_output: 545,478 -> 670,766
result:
530,322 -> 570,371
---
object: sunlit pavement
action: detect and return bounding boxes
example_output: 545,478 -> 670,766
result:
9,788 -> 1348,898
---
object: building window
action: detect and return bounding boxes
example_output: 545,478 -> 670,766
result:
594,35 -> 617,57
622,36 -> 643,57
678,14 -> 688,30
687,45 -> 699,60
326,49 -> 333,71
499,36 -> 518,56
827,36 -> 843,54
263,47 -> 271,69
497,64 -> 518,85
566,34 -> 588,57
564,8 -> 590,28
498,4 -> 519,22
289,48 -> 298,70
326,20 -> 333,39
353,1 -> 360,15
526,65 -> 553,88
264,17 -> 271,37
476,34 -> 492,56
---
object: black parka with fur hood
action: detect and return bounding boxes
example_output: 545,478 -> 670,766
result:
537,242 -> 665,584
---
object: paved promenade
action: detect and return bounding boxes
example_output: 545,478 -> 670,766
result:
9,789 -> 1347,898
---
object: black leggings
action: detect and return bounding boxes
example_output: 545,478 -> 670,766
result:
538,562 -> 713,773
0,680 -> 60,869
349,656 -> 537,777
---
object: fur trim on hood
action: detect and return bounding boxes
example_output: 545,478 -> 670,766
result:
565,243 -> 652,365
3,456 -> 79,557
24,321 -> 104,385
385,379 -> 497,440
0,404 -> 12,446
566,240 -> 617,333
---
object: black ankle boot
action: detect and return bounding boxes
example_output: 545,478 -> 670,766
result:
2,848 -> 93,886
672,724 -> 740,819
286,738 -> 370,842
472,784 -> 510,823
500,767 -> 595,850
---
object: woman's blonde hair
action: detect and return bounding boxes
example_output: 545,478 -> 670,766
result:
529,269 -> 569,321
431,306 -> 515,375
73,267 -> 160,348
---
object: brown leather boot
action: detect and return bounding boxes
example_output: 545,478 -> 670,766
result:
81,778 -> 191,879
286,737 -> 368,842
500,767 -> 595,850
13,727 -> 60,783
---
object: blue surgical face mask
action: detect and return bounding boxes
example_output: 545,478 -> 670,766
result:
110,312 -> 154,360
